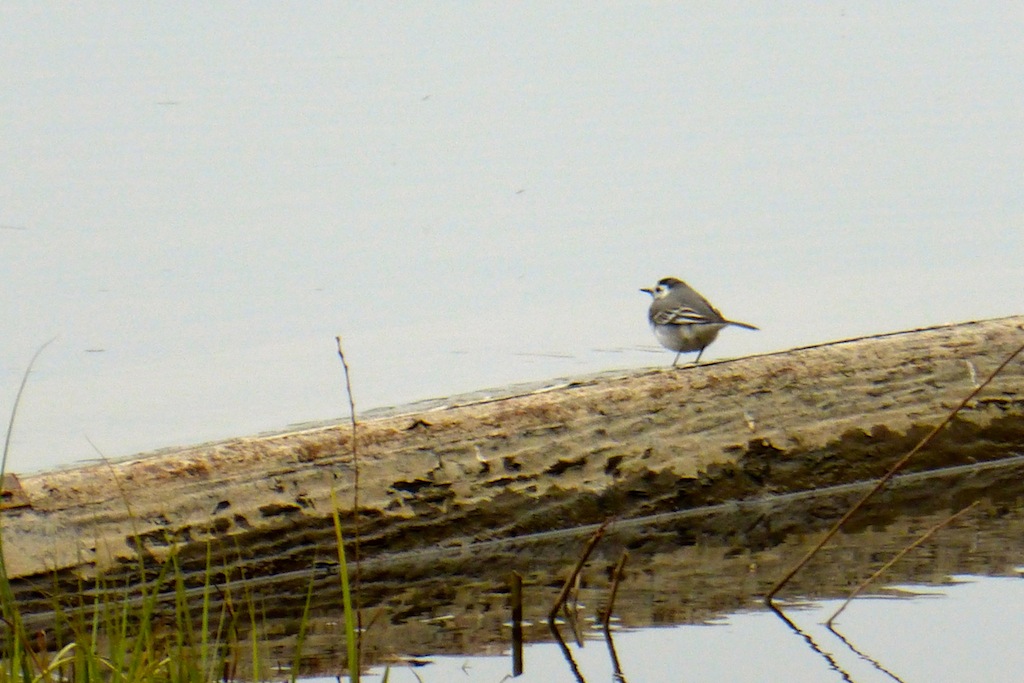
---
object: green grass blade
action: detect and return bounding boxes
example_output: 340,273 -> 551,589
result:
330,486 -> 359,683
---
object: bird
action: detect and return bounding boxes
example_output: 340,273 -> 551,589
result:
641,276 -> 758,366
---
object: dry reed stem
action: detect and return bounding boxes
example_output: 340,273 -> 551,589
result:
766,335 -> 1024,603
826,500 -> 980,626
602,551 -> 628,631
334,336 -> 363,663
548,520 -> 609,623
510,571 -> 523,676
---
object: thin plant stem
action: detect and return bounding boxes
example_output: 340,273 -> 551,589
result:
0,338 -> 55,682
766,336 -> 1024,603
510,572 -> 523,677
826,500 -> 980,626
549,520 -> 609,623
86,435 -> 148,586
602,551 -> 628,631
335,336 -> 362,667
330,486 -> 359,683
2,337 -> 56,475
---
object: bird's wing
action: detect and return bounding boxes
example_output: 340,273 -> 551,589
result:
651,304 -> 721,326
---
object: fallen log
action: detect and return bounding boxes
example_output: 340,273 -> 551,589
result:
3,315 -> 1023,582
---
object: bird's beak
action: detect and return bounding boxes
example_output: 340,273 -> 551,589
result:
640,287 -> 654,296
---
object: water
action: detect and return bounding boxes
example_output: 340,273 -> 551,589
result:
307,575 -> 1024,682
2,4 -> 1023,472
13,456 -> 1012,683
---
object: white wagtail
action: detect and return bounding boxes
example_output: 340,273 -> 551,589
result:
641,277 -> 758,366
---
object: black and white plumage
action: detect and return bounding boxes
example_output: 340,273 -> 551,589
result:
640,276 -> 758,366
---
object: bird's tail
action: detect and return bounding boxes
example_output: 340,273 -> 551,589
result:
726,320 -> 759,330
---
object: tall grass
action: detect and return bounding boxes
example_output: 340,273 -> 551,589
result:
0,341 -> 367,682
0,492 -> 364,682
331,488 -> 360,683
0,340 -> 55,682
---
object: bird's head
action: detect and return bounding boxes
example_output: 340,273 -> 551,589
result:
640,277 -> 685,299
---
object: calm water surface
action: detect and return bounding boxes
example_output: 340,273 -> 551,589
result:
2,5 -> 1023,472
320,575 -> 1024,683
108,458 -> 1020,683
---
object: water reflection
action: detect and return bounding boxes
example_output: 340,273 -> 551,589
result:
825,617 -> 906,683
297,575 -> 1024,682
13,456 -> 1024,681
298,575 -> 1019,682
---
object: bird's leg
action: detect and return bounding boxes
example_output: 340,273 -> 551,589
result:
694,347 -> 705,364
672,351 -> 681,367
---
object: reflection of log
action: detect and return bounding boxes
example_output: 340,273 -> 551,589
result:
4,316 -> 1023,583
